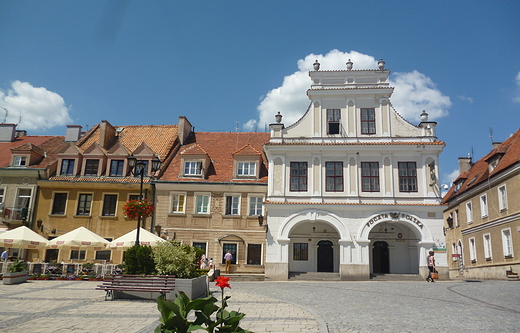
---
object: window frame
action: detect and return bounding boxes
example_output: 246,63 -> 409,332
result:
498,185 -> 508,211
0,186 -> 5,205
455,209 -> 460,227
170,192 -> 186,214
469,237 -> 477,262
398,162 -> 417,192
225,194 -> 241,216
70,250 -> 86,260
76,193 -> 93,216
13,155 -> 27,166
361,162 -> 380,192
109,159 -> 125,176
184,161 -> 203,176
60,159 -> 76,176
247,243 -> 262,265
102,194 -> 118,217
325,161 -> 343,192
95,250 -> 111,261
466,201 -> 473,224
237,161 -> 257,177
195,193 -> 210,215
293,243 -> 308,261
84,159 -> 99,176
290,162 -> 308,192
327,109 -> 341,135
483,233 -> 492,260
51,192 -> 68,215
501,228 -> 513,258
248,195 -> 263,216
361,108 -> 376,135
480,194 -> 488,218
221,243 -> 238,265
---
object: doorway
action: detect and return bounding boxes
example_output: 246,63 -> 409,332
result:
317,240 -> 333,272
372,241 -> 390,274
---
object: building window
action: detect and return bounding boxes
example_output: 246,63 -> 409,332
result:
327,109 -> 341,135
451,243 -> 458,262
170,193 -> 186,213
326,162 -> 343,192
102,194 -> 118,216
221,244 -> 237,264
483,233 -> 492,260
193,242 -> 207,254
185,161 -> 202,176
13,155 -> 27,166
466,201 -> 473,224
480,194 -> 488,218
502,228 -> 513,257
95,250 -> 111,261
60,159 -> 75,175
109,160 -> 124,176
469,237 -> 477,262
247,244 -> 262,265
51,193 -> 67,215
237,162 -> 256,176
398,162 -> 417,192
195,194 -> 210,214
15,188 -> 32,221
249,196 -> 263,216
293,243 -> 308,261
76,193 -> 93,216
361,162 -> 380,192
290,162 -> 307,192
225,195 -> 240,215
455,209 -> 460,227
0,187 -> 4,205
361,108 -> 376,134
70,250 -> 86,260
84,159 -> 99,176
498,185 -> 507,211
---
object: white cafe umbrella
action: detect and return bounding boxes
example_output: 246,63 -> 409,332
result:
47,226 -> 109,250
109,227 -> 165,249
0,226 -> 48,249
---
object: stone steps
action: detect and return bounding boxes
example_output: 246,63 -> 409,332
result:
289,272 -> 341,281
218,273 -> 265,282
370,273 -> 424,281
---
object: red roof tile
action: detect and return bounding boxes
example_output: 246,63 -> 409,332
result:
161,132 -> 270,183
0,136 -> 66,168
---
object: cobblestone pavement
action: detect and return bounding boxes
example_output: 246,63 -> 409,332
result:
0,279 -> 518,332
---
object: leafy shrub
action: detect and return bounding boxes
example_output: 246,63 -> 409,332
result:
125,244 -> 157,275
153,241 -> 198,278
9,258 -> 28,272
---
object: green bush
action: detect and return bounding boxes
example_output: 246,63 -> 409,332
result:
153,241 -> 198,278
124,244 -> 157,275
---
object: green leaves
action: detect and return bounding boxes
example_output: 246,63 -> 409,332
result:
153,242 -> 198,278
155,291 -> 252,333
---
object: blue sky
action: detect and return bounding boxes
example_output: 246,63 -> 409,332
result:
1,1 -> 519,186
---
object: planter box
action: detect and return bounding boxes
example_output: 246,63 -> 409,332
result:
113,275 -> 208,301
3,271 -> 28,285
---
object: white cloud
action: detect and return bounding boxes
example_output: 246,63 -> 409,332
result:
442,169 -> 459,186
243,119 -> 257,131
514,71 -> 520,103
0,81 -> 72,131
458,95 -> 474,103
246,50 -> 451,129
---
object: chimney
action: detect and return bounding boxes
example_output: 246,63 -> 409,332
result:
492,142 -> 502,148
458,157 -> 472,173
0,124 -> 16,142
65,125 -> 83,142
15,130 -> 27,138
178,116 -> 193,145
98,120 -> 116,149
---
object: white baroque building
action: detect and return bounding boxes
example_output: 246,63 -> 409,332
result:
263,59 -> 447,280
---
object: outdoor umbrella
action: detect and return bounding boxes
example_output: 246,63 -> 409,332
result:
0,226 -> 48,249
47,226 -> 109,250
109,227 -> 165,249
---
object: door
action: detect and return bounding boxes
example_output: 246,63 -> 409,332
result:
372,241 -> 390,274
317,240 -> 333,272
45,249 -> 59,263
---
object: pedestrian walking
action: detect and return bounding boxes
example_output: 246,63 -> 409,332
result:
224,251 -> 232,274
1,249 -> 9,262
426,250 -> 436,282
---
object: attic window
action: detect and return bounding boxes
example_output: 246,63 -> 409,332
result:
13,155 -> 27,166
184,161 -> 202,176
237,162 -> 256,177
489,159 -> 498,172
466,175 -> 479,187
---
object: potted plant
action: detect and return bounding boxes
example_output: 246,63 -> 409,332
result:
3,259 -> 29,285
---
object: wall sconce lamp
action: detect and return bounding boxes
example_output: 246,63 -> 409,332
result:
36,219 -> 56,235
155,224 -> 162,237
258,215 -> 268,232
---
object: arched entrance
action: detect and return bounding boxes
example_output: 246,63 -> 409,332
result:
317,240 -> 334,272
372,241 -> 389,274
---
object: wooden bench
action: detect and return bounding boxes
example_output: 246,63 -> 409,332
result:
96,274 -> 175,301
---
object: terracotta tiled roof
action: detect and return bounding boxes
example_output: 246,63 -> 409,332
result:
265,141 -> 445,146
161,132 -> 270,183
47,175 -> 151,184
0,135 -> 66,168
443,128 -> 520,203
265,200 -> 445,206
233,144 -> 262,156
180,144 -> 208,156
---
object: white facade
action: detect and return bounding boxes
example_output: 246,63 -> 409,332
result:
264,60 -> 447,280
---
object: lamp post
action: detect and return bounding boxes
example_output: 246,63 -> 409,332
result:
127,156 -> 162,245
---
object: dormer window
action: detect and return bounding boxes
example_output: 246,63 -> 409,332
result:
185,161 -> 202,176
84,159 -> 99,176
13,155 -> 27,166
237,162 -> 256,177
109,160 -> 124,176
61,159 -> 75,175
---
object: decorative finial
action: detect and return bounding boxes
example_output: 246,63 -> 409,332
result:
313,60 -> 320,71
378,58 -> 385,70
420,110 -> 428,122
275,112 -> 283,123
346,59 -> 353,70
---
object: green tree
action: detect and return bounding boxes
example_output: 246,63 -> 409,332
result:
125,244 -> 156,275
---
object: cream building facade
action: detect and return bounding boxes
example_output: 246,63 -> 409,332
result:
264,59 -> 447,281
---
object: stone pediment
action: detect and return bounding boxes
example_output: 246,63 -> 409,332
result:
107,142 -> 130,156
83,142 -> 106,156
